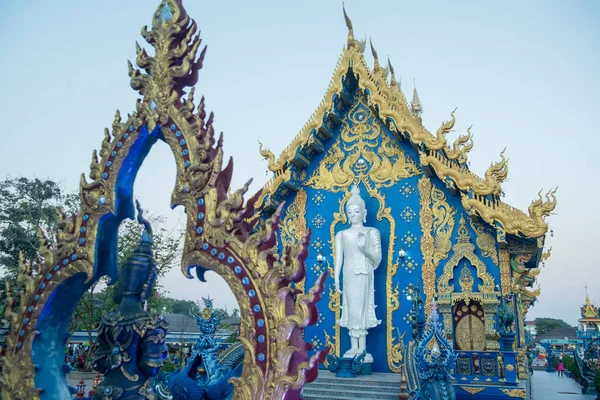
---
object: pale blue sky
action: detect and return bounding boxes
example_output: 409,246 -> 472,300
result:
1,0 -> 599,325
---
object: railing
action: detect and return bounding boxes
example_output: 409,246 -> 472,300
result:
67,328 -> 237,344
453,350 -> 518,386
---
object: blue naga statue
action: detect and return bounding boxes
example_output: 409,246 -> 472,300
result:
93,202 -> 169,399
410,300 -> 457,400
155,298 -> 244,400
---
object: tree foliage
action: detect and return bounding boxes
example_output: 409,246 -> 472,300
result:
0,177 -> 78,307
534,318 -> 571,336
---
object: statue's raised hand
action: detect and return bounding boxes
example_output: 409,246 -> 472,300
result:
357,232 -> 366,250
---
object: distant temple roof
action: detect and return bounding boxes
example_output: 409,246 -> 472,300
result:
256,6 -> 556,240
164,313 -> 199,333
222,315 -> 241,326
537,327 -> 577,340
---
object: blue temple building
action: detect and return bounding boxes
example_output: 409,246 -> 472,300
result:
255,9 -> 556,399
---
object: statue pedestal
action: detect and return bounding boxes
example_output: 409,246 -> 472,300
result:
326,353 -> 372,378
335,358 -> 372,378
499,332 -> 516,352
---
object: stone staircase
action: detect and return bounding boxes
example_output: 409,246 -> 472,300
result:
302,370 -> 402,400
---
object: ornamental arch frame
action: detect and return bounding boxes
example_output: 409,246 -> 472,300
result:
0,1 -> 327,399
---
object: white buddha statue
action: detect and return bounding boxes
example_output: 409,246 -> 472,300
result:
334,184 -> 382,363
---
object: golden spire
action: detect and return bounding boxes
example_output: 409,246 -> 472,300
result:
586,284 -> 591,304
369,39 -> 380,71
583,284 -> 597,317
411,79 -> 423,118
342,3 -> 355,49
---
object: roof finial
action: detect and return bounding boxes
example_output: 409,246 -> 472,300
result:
586,283 -> 590,303
411,78 -> 423,119
342,3 -> 355,49
388,57 -> 397,87
369,39 -> 380,71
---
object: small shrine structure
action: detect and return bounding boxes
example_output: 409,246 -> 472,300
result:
578,285 -> 600,352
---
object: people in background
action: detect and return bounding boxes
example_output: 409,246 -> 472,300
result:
557,360 -> 565,377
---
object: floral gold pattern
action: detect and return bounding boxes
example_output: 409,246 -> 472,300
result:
500,388 -> 526,399
401,231 -> 418,248
400,182 -> 415,198
418,176 -> 435,316
460,386 -> 486,395
437,216 -> 495,296
304,98 -> 421,192
460,386 -> 485,396
469,218 -> 499,265
431,186 -> 456,265
280,189 -> 308,293
311,214 -> 326,229
499,248 -> 512,296
400,206 -> 417,223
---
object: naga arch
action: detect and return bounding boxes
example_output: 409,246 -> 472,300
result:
0,1 -> 327,399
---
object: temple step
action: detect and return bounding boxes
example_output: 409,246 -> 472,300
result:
302,371 -> 401,400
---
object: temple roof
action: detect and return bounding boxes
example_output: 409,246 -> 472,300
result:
256,7 -> 556,240
580,286 -> 598,319
537,327 -> 577,340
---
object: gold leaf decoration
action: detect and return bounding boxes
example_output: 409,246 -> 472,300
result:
437,216 -> 495,295
304,98 -> 420,192
460,386 -> 486,395
469,218 -> 499,265
500,388 -> 526,399
431,186 -> 456,265
418,176 -> 435,316
280,190 -> 308,293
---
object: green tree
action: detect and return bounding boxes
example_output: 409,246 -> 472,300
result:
0,177 -> 78,311
534,318 -> 571,336
170,299 -> 196,315
224,332 -> 238,343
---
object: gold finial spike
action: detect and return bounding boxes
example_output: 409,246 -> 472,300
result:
388,57 -> 400,88
369,38 -> 380,70
586,284 -> 590,302
411,78 -> 423,117
342,2 -> 355,48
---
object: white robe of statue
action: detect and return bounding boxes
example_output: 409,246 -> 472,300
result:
334,184 -> 382,363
